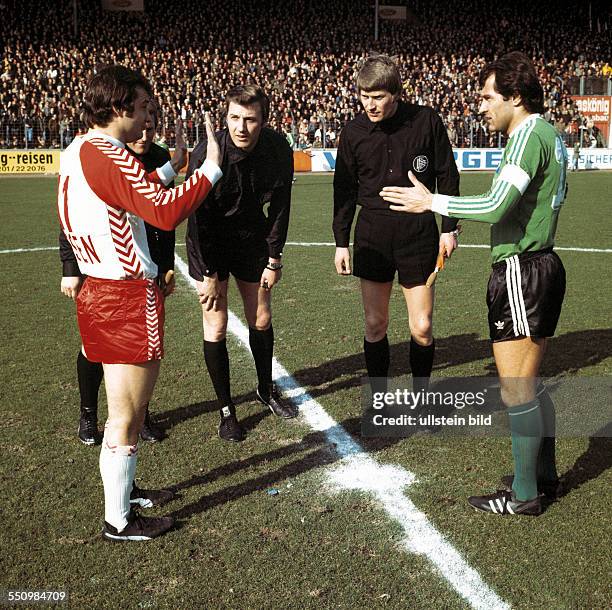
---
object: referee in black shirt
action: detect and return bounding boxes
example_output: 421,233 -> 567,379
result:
186,85 -> 297,442
333,55 -> 460,404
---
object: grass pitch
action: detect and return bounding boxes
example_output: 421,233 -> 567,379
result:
0,173 -> 610,609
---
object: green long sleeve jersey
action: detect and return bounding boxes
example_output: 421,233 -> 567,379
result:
432,114 -> 568,264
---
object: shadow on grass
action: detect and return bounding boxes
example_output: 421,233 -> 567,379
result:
287,328 -> 612,403
153,398 -> 218,433
165,415 -> 611,522
267,334 -> 495,407
163,403 -> 610,522
155,390 -> 267,435
542,329 -> 612,376
167,416 -> 414,520
559,421 -> 612,498
154,328 -> 611,435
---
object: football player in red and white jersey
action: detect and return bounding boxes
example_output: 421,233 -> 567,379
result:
58,64 -> 221,541
60,104 -> 175,447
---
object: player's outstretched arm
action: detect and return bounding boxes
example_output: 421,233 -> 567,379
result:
81,113 -> 222,231
391,164 -> 533,225
380,171 -> 433,213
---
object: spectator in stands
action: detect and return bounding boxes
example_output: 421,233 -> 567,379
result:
572,140 -> 581,171
1,0 -> 609,147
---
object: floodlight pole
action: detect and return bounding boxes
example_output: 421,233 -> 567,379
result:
588,1 -> 592,31
374,0 -> 379,41
73,0 -> 78,37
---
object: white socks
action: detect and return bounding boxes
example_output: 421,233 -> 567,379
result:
99,436 -> 138,531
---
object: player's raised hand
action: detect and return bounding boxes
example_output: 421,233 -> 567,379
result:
170,120 -> 187,173
204,112 -> 221,168
379,178 -> 432,214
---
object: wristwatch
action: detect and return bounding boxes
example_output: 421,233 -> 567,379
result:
450,225 -> 462,238
266,261 -> 283,271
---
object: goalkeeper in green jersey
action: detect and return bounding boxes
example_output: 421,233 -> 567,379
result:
381,51 -> 567,516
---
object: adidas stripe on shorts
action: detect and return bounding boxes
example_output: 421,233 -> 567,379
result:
486,248 -> 565,342
76,277 -> 165,363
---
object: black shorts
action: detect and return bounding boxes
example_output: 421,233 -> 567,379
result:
213,231 -> 268,283
353,208 -> 438,286
487,249 -> 566,342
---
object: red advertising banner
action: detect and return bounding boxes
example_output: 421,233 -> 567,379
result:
101,0 -> 144,11
571,96 -> 612,146
378,6 -> 407,20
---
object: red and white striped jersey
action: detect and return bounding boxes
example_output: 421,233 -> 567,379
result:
57,130 -> 221,280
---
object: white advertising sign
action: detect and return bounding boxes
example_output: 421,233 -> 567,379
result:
308,148 -> 612,172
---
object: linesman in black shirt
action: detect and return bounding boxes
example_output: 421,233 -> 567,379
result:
333,56 -> 460,402
186,85 -> 297,442
60,106 -> 177,446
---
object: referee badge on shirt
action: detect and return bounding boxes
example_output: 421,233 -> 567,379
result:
413,155 -> 429,172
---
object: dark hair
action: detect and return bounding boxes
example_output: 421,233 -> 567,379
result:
225,85 -> 270,123
83,65 -> 153,128
479,52 -> 544,114
356,55 -> 402,95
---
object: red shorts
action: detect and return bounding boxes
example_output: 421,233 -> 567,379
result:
76,277 -> 165,364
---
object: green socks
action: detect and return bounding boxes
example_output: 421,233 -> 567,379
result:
537,384 -> 559,482
508,399 -> 542,501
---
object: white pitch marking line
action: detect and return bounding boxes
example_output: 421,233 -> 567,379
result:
174,253 -> 510,610
2,244 -> 611,255
0,246 -> 59,254
283,242 -> 612,253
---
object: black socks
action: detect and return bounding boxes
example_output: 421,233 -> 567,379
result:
205,328 -> 275,414
203,339 -> 232,408
249,326 -> 274,397
77,350 -> 103,413
364,335 -> 390,378
364,335 -> 390,397
409,337 -> 435,394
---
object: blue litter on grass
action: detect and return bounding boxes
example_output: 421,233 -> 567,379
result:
266,488 -> 279,496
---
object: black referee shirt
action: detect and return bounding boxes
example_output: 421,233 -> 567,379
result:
333,101 -> 459,247
186,127 -> 293,279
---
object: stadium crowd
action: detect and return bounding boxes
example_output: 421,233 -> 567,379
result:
1,0 -> 610,149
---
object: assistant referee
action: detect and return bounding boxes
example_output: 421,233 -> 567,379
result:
333,55 -> 460,404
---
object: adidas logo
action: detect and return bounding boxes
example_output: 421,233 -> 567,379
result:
495,321 -> 504,330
